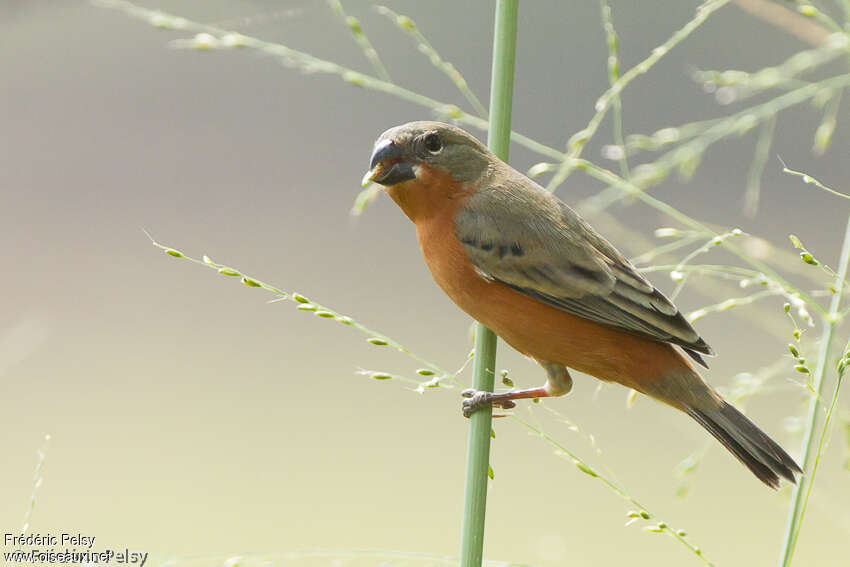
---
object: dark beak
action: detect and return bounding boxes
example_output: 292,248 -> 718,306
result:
364,140 -> 416,186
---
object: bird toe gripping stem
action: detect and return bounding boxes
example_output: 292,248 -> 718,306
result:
461,389 -> 516,417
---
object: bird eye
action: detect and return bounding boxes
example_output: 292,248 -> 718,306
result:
423,132 -> 443,154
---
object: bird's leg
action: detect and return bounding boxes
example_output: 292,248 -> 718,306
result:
462,362 -> 572,417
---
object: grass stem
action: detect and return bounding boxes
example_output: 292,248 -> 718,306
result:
777,210 -> 850,567
460,2 -> 518,566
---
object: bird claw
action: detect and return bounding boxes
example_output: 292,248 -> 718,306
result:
461,389 -> 516,417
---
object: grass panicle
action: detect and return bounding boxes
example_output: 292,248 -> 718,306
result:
374,5 -> 488,118
328,0 -> 392,81
778,205 -> 850,567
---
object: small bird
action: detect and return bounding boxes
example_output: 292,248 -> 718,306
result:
365,121 -> 801,488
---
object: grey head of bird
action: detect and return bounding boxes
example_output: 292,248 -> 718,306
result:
364,121 -> 492,187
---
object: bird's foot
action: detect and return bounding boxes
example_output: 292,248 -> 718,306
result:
461,388 -> 516,418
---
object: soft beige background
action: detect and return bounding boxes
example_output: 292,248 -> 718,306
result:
2,1 -> 849,566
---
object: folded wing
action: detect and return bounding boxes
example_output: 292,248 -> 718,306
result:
455,177 -> 713,367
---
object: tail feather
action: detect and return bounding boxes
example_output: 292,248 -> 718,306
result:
687,401 -> 802,489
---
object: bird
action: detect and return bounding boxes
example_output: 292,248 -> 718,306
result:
364,120 -> 801,488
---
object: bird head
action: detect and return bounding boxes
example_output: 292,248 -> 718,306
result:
364,121 -> 491,188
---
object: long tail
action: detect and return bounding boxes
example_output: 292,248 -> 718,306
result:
687,401 -> 802,489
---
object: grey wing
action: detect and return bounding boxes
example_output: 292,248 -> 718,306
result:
455,181 -> 713,367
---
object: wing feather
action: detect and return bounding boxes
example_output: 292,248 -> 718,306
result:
455,175 -> 714,366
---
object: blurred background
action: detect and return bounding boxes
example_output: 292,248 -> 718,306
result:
2,1 -> 849,566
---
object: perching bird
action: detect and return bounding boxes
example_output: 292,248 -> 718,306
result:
364,121 -> 801,488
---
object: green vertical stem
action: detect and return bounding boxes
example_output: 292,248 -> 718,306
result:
777,211 -> 850,567
459,2 -> 518,567
485,1 -> 519,161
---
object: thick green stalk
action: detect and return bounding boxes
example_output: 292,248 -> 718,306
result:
777,211 -> 850,567
484,1 -> 519,160
459,2 -> 518,567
